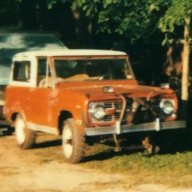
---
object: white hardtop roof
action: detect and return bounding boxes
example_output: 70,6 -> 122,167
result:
13,49 -> 127,59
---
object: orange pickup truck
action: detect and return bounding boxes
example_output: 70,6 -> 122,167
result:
4,49 -> 186,163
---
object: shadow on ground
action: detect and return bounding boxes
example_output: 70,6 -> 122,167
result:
5,127 -> 192,162
34,138 -> 62,149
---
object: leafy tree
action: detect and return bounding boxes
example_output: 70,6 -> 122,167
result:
72,0 -> 163,44
158,0 -> 192,102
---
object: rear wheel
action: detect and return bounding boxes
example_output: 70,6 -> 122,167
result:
15,114 -> 36,149
62,118 -> 85,163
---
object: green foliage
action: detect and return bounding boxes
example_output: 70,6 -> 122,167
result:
45,0 -> 57,9
158,0 -> 192,44
73,0 -> 164,43
2,0 -> 191,46
159,0 -> 192,32
72,0 -> 192,46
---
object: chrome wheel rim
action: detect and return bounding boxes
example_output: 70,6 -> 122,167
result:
15,117 -> 26,145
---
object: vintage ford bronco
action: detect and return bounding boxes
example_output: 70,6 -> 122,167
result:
4,49 -> 186,163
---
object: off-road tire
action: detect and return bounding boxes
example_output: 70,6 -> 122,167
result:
15,114 -> 36,149
62,118 -> 85,163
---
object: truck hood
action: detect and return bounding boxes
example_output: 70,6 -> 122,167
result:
57,81 -> 175,100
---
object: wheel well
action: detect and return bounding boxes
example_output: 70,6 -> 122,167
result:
58,111 -> 72,134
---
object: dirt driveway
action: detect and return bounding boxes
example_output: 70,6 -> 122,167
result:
0,130 -> 192,192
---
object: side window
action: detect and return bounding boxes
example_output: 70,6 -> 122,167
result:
37,58 -> 51,87
38,59 -> 47,77
13,61 -> 31,82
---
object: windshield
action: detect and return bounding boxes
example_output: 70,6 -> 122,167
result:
54,58 -> 134,81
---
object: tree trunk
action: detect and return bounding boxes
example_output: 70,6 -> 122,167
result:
181,16 -> 191,101
180,16 -> 191,119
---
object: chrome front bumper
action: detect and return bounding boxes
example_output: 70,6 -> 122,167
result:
85,119 -> 186,136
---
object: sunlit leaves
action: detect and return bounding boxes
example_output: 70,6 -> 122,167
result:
159,0 -> 192,33
72,0 -> 161,43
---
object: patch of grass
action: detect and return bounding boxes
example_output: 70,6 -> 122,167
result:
82,143 -> 192,187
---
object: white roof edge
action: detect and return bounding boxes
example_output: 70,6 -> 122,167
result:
13,49 -> 127,58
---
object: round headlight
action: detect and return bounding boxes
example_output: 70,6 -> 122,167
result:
89,103 -> 106,120
160,100 -> 174,116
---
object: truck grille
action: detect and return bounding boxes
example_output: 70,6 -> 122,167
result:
103,101 -> 122,121
88,100 -> 123,125
89,97 -> 164,125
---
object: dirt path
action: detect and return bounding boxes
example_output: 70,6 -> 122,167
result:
0,132 -> 192,192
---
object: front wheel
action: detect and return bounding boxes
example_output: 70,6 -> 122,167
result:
15,114 -> 36,149
62,118 -> 85,163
